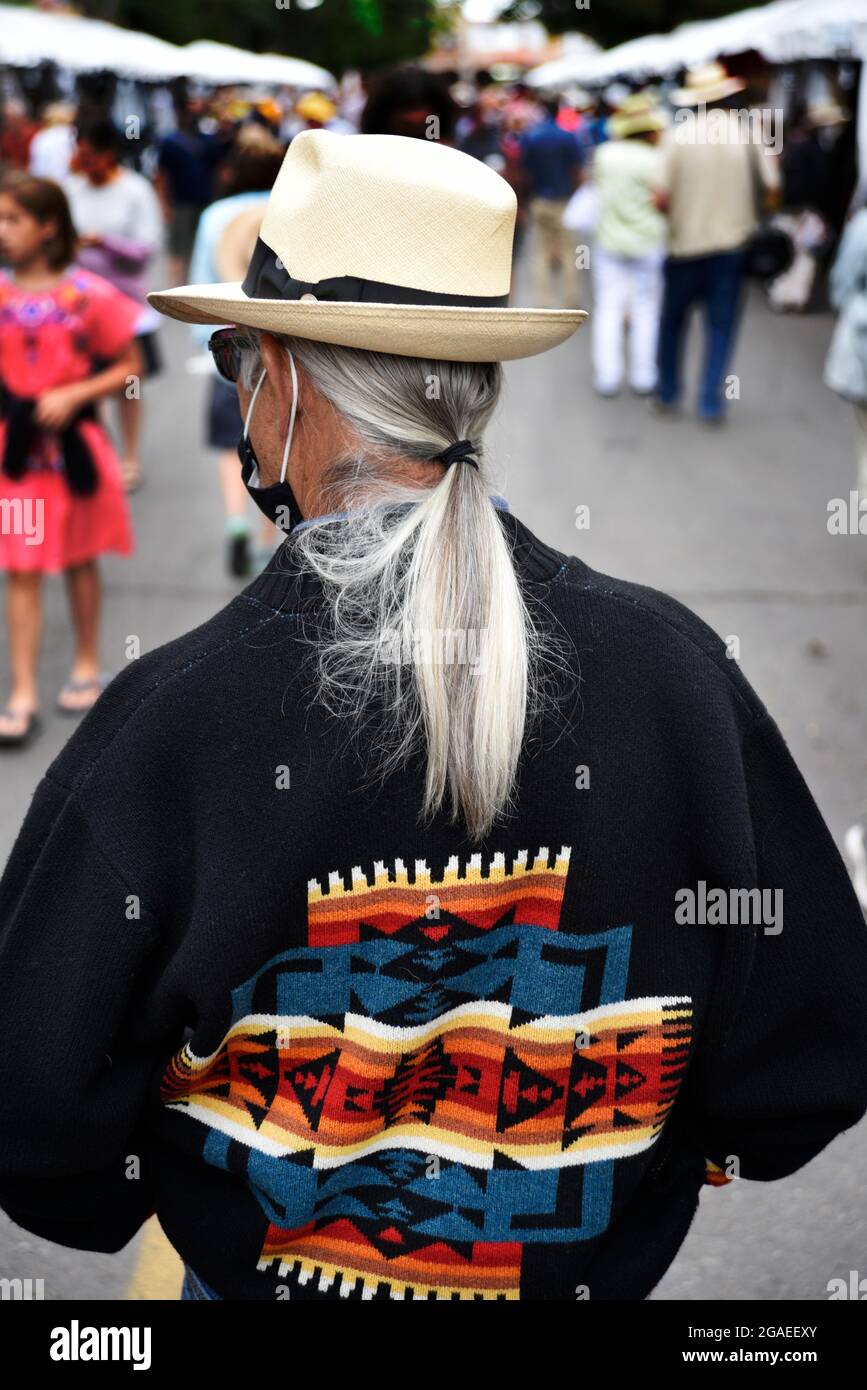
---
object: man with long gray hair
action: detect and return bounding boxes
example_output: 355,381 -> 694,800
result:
0,132 -> 866,1304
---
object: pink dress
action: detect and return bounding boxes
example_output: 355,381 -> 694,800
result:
0,266 -> 139,574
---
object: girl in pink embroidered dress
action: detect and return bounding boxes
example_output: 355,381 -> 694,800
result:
0,173 -> 141,745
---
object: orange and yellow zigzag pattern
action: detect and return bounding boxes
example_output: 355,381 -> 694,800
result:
162,997 -> 692,1169
306,846 -> 572,945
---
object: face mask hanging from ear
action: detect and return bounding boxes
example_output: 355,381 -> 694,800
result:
237,349 -> 304,532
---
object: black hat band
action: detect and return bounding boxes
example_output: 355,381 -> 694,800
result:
241,237 -> 510,309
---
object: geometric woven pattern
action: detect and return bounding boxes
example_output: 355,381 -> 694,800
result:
161,998 -> 691,1168
704,1158 -> 735,1186
160,846 -> 694,1299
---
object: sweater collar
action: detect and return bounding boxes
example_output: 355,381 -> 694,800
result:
243,504 -> 567,615
290,493 -> 512,534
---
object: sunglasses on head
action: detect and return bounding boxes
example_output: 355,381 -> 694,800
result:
208,328 -> 244,384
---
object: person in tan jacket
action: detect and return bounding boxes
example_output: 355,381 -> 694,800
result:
654,63 -> 781,422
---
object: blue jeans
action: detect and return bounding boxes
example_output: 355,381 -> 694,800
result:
657,250 -> 748,419
180,1265 -> 221,1300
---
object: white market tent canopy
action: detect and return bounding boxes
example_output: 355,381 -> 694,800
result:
0,4 -> 335,87
180,40 -> 334,89
0,4 -> 185,79
527,0 -> 867,88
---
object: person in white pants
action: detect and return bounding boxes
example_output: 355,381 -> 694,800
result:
593,245 -> 666,395
590,94 -> 668,396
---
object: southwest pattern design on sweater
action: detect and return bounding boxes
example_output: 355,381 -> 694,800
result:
160,847 -> 693,1299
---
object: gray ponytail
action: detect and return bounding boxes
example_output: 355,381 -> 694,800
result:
237,330 -> 570,843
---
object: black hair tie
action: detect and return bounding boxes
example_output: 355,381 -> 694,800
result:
436,439 -> 480,471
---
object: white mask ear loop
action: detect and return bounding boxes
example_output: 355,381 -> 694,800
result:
279,350 -> 299,485
243,366 -> 267,440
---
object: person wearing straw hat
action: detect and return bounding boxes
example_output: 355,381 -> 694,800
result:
654,62 -> 781,422
2,130 -> 866,1304
293,91 -> 343,133
590,90 -> 668,397
670,61 -> 746,110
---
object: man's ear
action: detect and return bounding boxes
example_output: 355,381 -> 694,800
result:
259,333 -> 301,412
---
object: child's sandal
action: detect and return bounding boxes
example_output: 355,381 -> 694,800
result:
0,706 -> 42,748
56,673 -> 111,716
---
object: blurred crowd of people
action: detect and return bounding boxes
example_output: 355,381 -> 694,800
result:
0,59 -> 862,746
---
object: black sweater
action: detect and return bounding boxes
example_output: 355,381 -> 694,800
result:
2,508 -> 866,1301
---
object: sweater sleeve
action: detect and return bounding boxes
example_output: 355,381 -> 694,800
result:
683,712 -> 867,1183
0,772 -> 163,1253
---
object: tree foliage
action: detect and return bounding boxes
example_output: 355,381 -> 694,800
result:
501,0 -> 765,48
10,0 -> 766,76
75,0 -> 448,75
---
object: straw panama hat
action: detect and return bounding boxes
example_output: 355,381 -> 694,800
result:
607,91 -> 668,140
672,61 -> 747,107
148,129 -> 588,362
805,101 -> 851,129
295,91 -> 338,125
214,205 -> 267,283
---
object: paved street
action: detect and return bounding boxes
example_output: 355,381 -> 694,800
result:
1,276 -> 865,1300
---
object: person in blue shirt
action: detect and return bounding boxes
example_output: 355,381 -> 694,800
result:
156,99 -> 232,286
519,97 -> 585,308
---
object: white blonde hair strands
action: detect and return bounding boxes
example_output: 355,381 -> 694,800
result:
238,330 -> 573,843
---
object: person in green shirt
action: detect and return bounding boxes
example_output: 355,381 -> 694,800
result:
590,93 -> 668,397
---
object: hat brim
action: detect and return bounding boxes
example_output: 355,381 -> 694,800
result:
607,114 -> 667,139
671,77 -> 748,106
807,110 -> 851,127
147,282 -> 588,363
